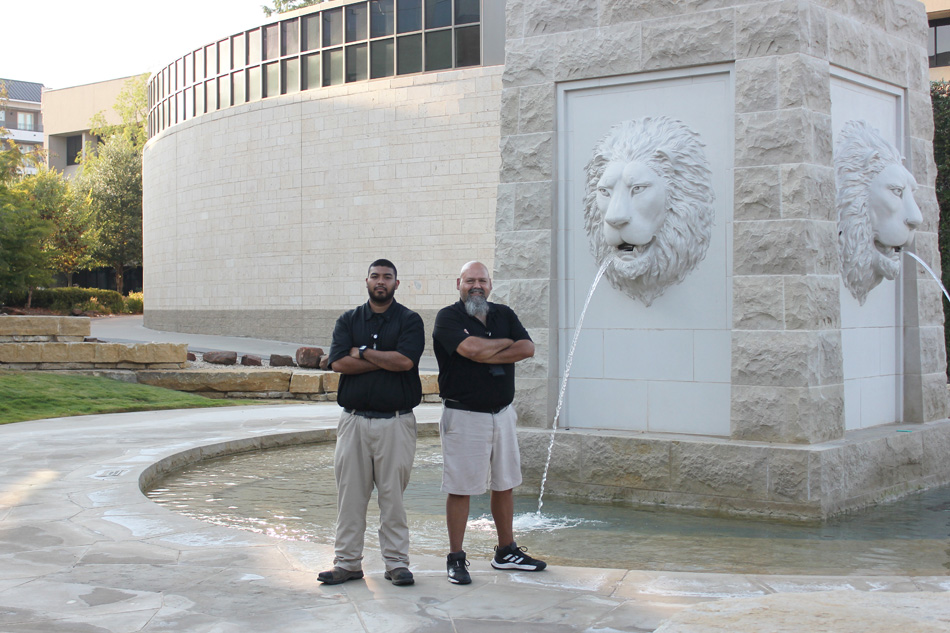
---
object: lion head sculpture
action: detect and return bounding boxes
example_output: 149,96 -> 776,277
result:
583,116 -> 715,306
835,120 -> 923,305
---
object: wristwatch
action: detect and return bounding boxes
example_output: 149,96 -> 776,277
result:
358,345 -> 367,359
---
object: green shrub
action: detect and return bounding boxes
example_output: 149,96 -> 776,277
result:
124,292 -> 144,314
7,287 -> 124,314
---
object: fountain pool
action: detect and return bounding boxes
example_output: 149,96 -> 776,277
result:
146,436 -> 950,576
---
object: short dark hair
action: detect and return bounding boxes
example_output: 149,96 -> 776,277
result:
368,258 -> 397,278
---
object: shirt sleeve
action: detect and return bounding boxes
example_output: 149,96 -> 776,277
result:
396,309 -> 425,367
432,305 -> 470,356
327,310 -> 354,368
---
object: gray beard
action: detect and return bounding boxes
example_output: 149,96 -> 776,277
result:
464,295 -> 489,319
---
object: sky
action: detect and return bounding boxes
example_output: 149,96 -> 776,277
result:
1,0 -> 272,89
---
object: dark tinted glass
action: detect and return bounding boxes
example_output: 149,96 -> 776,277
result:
425,29 -> 451,71
455,0 -> 479,24
303,53 -> 320,89
303,15 -> 319,51
323,48 -> 344,85
282,19 -> 300,55
370,39 -> 394,78
324,8 -> 343,46
455,25 -> 479,67
347,3 -> 368,42
370,0 -> 395,37
346,44 -> 368,82
425,0 -> 450,28
282,58 -> 300,93
397,0 -> 421,33
264,24 -> 279,60
396,33 -> 422,74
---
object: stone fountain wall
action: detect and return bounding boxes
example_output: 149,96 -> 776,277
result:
499,0 -> 950,519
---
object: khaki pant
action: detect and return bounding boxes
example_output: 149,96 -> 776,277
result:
333,410 -> 416,572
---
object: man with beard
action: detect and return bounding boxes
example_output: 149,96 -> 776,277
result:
432,261 -> 546,585
318,259 -> 424,587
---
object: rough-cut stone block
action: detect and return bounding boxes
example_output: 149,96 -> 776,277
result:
491,280 -> 550,330
780,163 -> 835,221
670,442 -> 769,499
887,0 -> 929,46
120,343 -> 188,364
270,354 -> 295,367
512,180 -> 553,231
733,276 -> 784,330
499,132 -> 553,184
295,347 -> 324,368
767,449 -> 816,502
734,166 -> 781,221
733,331 -> 824,388
734,57 -> 778,114
496,181 -> 516,232
0,316 -> 90,337
581,434 -> 672,491
204,351 -> 237,365
735,109 -> 832,167
522,0 -> 597,38
642,9 -> 734,70
783,275 -> 839,330
495,230 -> 551,280
922,372 -> 950,422
289,373 -> 323,394
502,38 -> 557,88
827,12 -> 871,75
555,24 -> 642,82
420,372 -> 439,395
513,377 -> 549,429
241,354 -> 263,366
322,371 -> 340,393
778,54 -> 830,112
136,369 -> 292,393
734,219 -> 838,276
737,1 -> 812,59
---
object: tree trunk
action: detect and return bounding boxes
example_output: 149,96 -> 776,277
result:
114,267 -> 124,296
26,288 -> 33,309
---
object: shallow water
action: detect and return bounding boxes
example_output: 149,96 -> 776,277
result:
147,437 -> 950,575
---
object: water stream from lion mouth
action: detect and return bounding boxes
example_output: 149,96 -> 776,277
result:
147,436 -> 950,575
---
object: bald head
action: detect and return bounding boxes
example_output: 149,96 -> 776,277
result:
457,261 -> 492,303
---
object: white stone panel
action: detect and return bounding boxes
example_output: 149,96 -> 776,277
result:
831,69 -> 904,429
563,377 -> 648,431
648,381 -> 731,436
556,66 -> 734,434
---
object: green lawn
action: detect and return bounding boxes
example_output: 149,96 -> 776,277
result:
0,370 -> 234,424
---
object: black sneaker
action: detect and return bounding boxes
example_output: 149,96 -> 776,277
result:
446,551 -> 471,584
491,542 -> 547,571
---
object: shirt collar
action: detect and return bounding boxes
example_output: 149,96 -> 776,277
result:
363,300 -> 397,321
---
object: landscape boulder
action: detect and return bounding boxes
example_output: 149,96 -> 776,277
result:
295,346 -> 324,368
270,354 -> 295,367
241,354 -> 263,366
203,351 -> 237,365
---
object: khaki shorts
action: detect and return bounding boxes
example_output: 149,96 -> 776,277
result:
439,404 -> 522,496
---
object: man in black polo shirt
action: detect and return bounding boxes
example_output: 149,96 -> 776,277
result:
318,259 -> 424,587
432,260 -> 547,585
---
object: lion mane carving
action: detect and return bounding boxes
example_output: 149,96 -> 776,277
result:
583,116 -> 715,306
835,120 -> 922,305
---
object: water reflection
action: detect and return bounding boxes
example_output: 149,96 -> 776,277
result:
147,437 -> 950,575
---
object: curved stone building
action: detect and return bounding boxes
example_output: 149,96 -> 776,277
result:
144,0 -> 506,342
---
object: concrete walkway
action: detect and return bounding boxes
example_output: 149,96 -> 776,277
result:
1,403 -> 948,632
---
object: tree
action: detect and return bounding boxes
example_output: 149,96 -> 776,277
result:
14,167 -> 90,287
73,135 -> 142,296
932,81 -> 950,378
89,73 -> 149,150
0,87 -> 54,306
262,0 -> 323,17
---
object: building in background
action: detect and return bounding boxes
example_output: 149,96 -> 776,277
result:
0,78 -> 44,175
42,76 -> 134,178
928,0 -> 950,80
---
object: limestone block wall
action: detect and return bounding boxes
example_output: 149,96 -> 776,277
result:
144,66 -> 504,346
499,0 -> 949,440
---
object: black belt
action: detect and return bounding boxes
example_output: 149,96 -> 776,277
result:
344,408 -> 412,419
443,400 -> 509,415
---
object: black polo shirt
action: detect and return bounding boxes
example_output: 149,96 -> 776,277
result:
327,300 -> 424,412
432,300 -> 531,411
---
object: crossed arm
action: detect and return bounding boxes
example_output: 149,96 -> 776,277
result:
330,348 -> 414,375
455,336 -> 534,364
